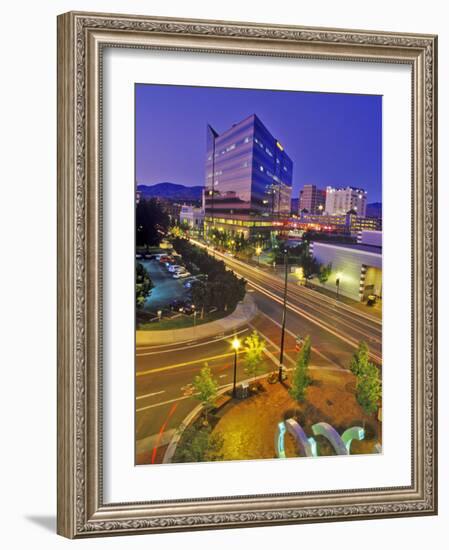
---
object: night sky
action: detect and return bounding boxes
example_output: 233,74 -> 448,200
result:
135,84 -> 382,203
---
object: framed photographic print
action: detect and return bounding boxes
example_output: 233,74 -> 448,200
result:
57,11 -> 438,538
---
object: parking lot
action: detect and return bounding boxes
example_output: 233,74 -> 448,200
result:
140,257 -> 192,313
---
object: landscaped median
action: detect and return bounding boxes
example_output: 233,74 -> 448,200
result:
136,294 -> 257,346
164,367 -> 382,464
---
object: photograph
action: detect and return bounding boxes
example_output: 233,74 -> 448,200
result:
134,84 -> 383,466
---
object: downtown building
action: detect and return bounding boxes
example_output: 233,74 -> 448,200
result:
325,186 -> 367,217
309,230 -> 382,302
204,114 -> 293,240
298,184 -> 326,215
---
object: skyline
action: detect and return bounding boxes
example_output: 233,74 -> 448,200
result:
136,84 -> 382,203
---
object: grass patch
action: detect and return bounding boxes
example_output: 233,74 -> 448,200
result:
138,307 -> 234,331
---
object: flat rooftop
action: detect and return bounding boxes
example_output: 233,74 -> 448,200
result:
312,241 -> 382,254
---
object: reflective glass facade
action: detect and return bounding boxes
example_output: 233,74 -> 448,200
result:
205,114 -> 293,218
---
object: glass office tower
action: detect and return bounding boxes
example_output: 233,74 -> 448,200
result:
205,114 -> 293,219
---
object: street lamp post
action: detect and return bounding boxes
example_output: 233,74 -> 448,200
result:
255,245 -> 262,266
336,274 -> 341,300
231,337 -> 241,398
157,310 -> 162,322
278,248 -> 289,382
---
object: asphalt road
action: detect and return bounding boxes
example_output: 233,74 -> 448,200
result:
135,240 -> 382,464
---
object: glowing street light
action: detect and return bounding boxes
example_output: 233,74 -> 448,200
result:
231,337 -> 241,397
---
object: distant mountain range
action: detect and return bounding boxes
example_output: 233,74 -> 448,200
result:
137,183 -> 203,201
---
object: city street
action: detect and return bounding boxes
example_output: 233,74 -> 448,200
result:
191,239 -> 382,363
136,244 -> 381,464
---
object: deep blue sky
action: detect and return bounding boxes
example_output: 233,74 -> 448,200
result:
135,84 -> 382,203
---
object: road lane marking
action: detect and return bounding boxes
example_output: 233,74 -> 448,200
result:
136,328 -> 249,356
137,394 -> 192,412
137,351 -> 244,377
247,279 -> 382,364
191,238 -> 381,326
255,311 -> 345,370
192,241 -> 382,340
136,390 -> 166,401
136,363 -> 343,413
247,323 -> 296,368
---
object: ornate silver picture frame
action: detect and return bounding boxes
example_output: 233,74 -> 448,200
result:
57,11 -> 437,538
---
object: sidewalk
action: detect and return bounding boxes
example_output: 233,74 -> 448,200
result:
136,294 -> 257,346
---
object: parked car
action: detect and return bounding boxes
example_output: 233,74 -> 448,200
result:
168,264 -> 183,273
173,271 -> 190,279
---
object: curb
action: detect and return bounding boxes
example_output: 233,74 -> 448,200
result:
162,385 -> 231,464
162,370 -> 280,464
137,294 -> 257,346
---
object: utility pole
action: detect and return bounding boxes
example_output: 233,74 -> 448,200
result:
278,247 -> 289,382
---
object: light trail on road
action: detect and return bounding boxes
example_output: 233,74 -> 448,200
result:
190,239 -> 382,364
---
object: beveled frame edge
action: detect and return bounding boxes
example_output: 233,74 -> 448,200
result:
56,11 -> 438,538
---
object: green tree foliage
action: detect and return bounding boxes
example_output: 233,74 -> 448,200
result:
135,262 -> 153,309
192,366 -> 219,423
172,426 -> 224,463
172,238 -> 246,313
289,335 -> 312,403
318,263 -> 332,285
356,362 -> 382,415
243,331 -> 266,382
349,341 -> 370,377
136,198 -> 170,247
273,242 -> 307,265
191,281 -> 211,318
349,341 -> 382,415
300,251 -> 320,280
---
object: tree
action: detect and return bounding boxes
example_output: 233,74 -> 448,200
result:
243,331 -> 266,382
136,198 -> 170,247
318,263 -> 332,285
192,366 -> 219,423
289,335 -> 312,403
300,251 -> 320,280
356,362 -> 382,415
135,262 -> 153,309
349,341 -> 381,415
349,341 -> 370,377
191,281 -> 210,318
172,426 -> 224,463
